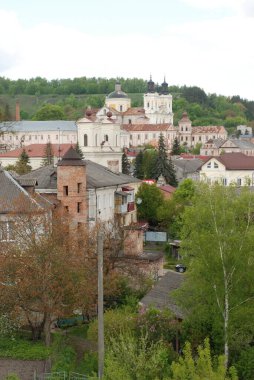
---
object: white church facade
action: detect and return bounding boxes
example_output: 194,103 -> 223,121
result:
76,78 -> 227,172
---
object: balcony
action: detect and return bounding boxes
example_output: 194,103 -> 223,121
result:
127,202 -> 135,212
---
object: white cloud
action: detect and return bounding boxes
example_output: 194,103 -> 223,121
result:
0,8 -> 253,100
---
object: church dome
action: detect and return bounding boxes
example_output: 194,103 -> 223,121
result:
107,82 -> 129,99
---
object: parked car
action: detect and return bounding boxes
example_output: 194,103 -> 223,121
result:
175,264 -> 186,273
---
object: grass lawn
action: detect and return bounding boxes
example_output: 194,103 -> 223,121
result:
0,335 -> 51,360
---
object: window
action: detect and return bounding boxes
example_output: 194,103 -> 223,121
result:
56,134 -> 58,140
186,137 -> 188,141
64,206 -> 69,212
104,134 -> 108,142
185,127 -> 188,131
77,183 -> 82,193
16,135 -> 18,140
130,134 -> 132,140
63,186 -> 68,196
35,135 -> 37,140
116,135 -> 118,146
77,202 -> 82,213
0,221 -> 14,242
237,178 -> 242,186
222,178 -> 227,186
199,136 -> 202,141
153,133 -> 156,138
41,135 -> 43,140
145,134 -> 148,139
192,137 -> 195,141
84,134 -> 88,146
29,135 -> 31,140
120,105 -> 123,112
214,162 -> 219,168
9,135 -> 12,140
95,134 -> 97,146
207,162 -> 212,168
128,119 -> 131,124
138,134 -> 140,140
48,135 -> 50,140
147,102 -> 149,108
181,136 -> 183,141
181,127 -> 183,131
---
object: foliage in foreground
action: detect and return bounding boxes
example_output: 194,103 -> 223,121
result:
171,339 -> 238,380
51,334 -> 76,373
103,332 -> 172,380
0,335 -> 51,360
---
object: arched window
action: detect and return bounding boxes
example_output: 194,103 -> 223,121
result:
147,102 -> 150,108
120,105 -> 123,112
95,134 -> 97,146
84,134 -> 88,146
104,134 -> 108,142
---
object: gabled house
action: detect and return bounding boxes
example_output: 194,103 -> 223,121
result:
199,152 -> 254,186
0,165 -> 52,244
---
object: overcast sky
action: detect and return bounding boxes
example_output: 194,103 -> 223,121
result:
0,0 -> 253,100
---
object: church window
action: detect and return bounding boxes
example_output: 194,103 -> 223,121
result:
185,127 -> 188,131
199,136 -> 202,141
105,134 -> 109,142
147,102 -> 150,108
186,137 -> 188,141
192,137 -> 194,141
84,134 -> 88,146
128,119 -> 131,124
130,134 -> 132,140
138,134 -> 140,140
181,136 -> 183,141
120,105 -> 123,112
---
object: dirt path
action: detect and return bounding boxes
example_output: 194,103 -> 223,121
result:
0,359 -> 49,380
68,335 -> 96,364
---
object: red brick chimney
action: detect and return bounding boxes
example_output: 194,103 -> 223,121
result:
15,100 -> 20,121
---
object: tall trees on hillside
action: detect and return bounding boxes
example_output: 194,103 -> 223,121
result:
33,104 -> 65,120
177,184 -> 254,369
153,134 -> 177,186
15,149 -> 32,174
122,152 -> 130,175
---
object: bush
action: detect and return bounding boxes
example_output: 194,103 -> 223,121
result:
236,347 -> 254,380
0,336 -> 51,360
4,375 -> 21,380
87,308 -> 136,344
51,334 -> 76,373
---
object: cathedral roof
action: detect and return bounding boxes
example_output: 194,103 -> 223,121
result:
123,123 -> 173,132
107,90 -> 129,99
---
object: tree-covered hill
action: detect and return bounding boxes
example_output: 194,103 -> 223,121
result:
0,76 -> 253,132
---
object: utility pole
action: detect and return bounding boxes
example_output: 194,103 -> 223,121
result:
97,231 -> 104,379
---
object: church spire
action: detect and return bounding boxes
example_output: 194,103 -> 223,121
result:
161,76 -> 169,95
147,75 -> 155,93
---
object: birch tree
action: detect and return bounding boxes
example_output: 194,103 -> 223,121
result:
177,184 -> 254,368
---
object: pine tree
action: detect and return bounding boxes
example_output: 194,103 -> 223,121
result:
171,137 -> 181,155
122,152 -> 130,175
41,142 -> 54,166
75,142 -> 84,159
15,149 -> 32,174
153,133 -> 178,186
133,151 -> 144,179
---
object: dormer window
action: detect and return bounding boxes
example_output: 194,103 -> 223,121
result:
214,162 -> 219,168
207,162 -> 212,168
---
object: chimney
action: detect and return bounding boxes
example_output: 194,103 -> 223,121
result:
15,100 -> 20,121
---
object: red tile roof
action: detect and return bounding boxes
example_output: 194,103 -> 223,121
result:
123,124 -> 172,132
123,107 -> 145,116
159,185 -> 176,194
0,144 -> 73,158
192,126 -> 226,134
207,153 -> 254,170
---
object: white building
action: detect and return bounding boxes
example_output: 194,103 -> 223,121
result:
0,121 -> 77,151
199,153 -> 254,186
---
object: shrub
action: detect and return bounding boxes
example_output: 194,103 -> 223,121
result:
51,334 -> 76,373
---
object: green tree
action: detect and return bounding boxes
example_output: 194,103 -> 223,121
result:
177,184 -> 254,368
143,149 -> 158,179
103,332 -> 171,380
133,151 -> 144,179
41,142 -> 54,166
15,149 -> 32,174
122,152 -> 130,175
171,137 -> 181,156
171,339 -> 238,380
33,104 -> 65,120
153,134 -> 177,186
75,141 -> 84,159
136,183 -> 164,225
